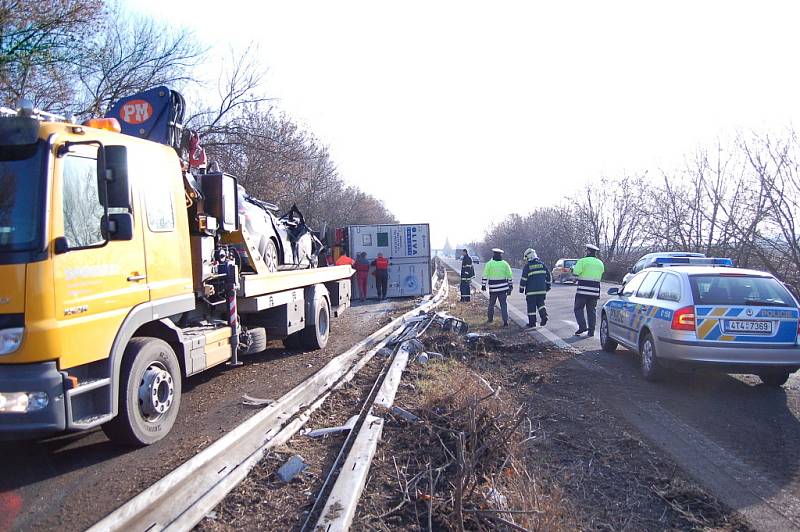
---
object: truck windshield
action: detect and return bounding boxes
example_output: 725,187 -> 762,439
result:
0,142 -> 46,252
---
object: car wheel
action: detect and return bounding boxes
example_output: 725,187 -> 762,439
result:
600,314 -> 618,353
264,239 -> 279,273
758,371 -> 791,387
639,332 -> 663,382
102,338 -> 181,446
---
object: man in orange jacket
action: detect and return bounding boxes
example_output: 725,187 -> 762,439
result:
335,252 -> 355,266
371,252 -> 390,300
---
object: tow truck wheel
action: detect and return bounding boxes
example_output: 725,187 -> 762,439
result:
244,327 -> 267,355
300,297 -> 330,349
102,337 -> 182,446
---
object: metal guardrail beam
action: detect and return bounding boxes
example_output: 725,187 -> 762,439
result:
88,261 -> 448,532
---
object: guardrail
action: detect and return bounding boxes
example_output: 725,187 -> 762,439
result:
88,258 -> 449,532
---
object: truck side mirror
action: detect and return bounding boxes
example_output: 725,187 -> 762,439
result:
102,213 -> 134,241
98,145 -> 131,209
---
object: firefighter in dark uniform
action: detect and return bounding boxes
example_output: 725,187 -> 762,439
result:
459,249 -> 474,302
519,248 -> 551,328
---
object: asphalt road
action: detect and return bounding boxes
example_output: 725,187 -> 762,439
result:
444,257 -> 800,531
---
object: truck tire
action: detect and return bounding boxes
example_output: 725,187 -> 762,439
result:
102,337 -> 181,446
244,327 -> 267,355
300,297 -> 330,349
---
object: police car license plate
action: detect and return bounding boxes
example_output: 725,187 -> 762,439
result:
723,320 -> 773,334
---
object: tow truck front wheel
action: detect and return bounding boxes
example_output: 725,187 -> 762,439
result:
102,337 -> 182,446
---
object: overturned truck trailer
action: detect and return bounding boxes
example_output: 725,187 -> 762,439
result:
347,224 -> 432,299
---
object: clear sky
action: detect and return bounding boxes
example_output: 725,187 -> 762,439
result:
127,0 -> 800,248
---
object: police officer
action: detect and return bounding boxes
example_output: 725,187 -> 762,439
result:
573,243 -> 605,336
459,249 -> 475,302
519,249 -> 551,328
481,248 -> 513,326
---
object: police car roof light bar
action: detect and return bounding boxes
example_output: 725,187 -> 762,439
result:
653,257 -> 733,267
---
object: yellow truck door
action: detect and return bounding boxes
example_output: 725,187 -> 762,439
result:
132,144 -> 193,302
52,145 -> 149,370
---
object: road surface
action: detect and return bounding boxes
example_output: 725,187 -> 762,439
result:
444,257 -> 800,531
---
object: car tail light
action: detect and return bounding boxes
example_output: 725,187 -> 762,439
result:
671,306 -> 695,331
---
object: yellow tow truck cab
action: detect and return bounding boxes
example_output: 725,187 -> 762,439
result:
0,89 -> 352,445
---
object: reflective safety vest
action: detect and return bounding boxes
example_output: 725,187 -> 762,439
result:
520,258 -> 551,295
573,255 -> 604,297
354,259 -> 370,275
460,256 -> 475,281
481,259 -> 513,293
374,256 -> 389,270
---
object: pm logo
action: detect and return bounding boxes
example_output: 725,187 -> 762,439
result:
746,309 -> 753,316
119,100 -> 153,125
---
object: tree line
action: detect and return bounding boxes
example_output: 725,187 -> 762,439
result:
0,0 -> 396,228
475,131 -> 800,293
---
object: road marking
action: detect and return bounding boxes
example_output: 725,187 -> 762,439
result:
562,319 -> 578,327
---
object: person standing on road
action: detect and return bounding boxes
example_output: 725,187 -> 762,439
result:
572,243 -> 605,336
353,252 -> 370,302
459,249 -> 475,302
371,252 -> 390,300
481,248 -> 513,326
519,248 -> 551,328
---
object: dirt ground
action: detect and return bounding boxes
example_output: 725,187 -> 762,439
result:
354,273 -> 750,531
1,298 -> 415,532
196,271 -> 750,531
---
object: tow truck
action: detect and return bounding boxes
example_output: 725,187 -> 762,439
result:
0,87 -> 352,445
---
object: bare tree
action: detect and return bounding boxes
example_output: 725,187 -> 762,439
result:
75,7 -> 205,118
0,0 -> 103,110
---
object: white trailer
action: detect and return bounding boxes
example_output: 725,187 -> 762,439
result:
347,224 -> 431,299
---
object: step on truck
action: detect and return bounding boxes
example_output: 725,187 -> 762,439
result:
0,87 -> 352,445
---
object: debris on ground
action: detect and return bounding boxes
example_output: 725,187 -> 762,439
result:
301,416 -> 358,439
389,406 -> 419,423
276,455 -> 308,483
240,394 -> 274,407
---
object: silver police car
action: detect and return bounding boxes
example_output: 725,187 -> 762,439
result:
600,257 -> 800,385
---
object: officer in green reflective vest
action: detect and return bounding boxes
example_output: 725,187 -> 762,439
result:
481,248 -> 513,326
573,243 -> 605,336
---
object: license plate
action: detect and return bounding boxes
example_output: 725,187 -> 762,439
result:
723,320 -> 773,334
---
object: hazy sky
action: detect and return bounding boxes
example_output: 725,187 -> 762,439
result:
128,0 -> 800,248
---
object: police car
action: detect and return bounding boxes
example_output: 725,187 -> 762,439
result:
599,257 -> 800,385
